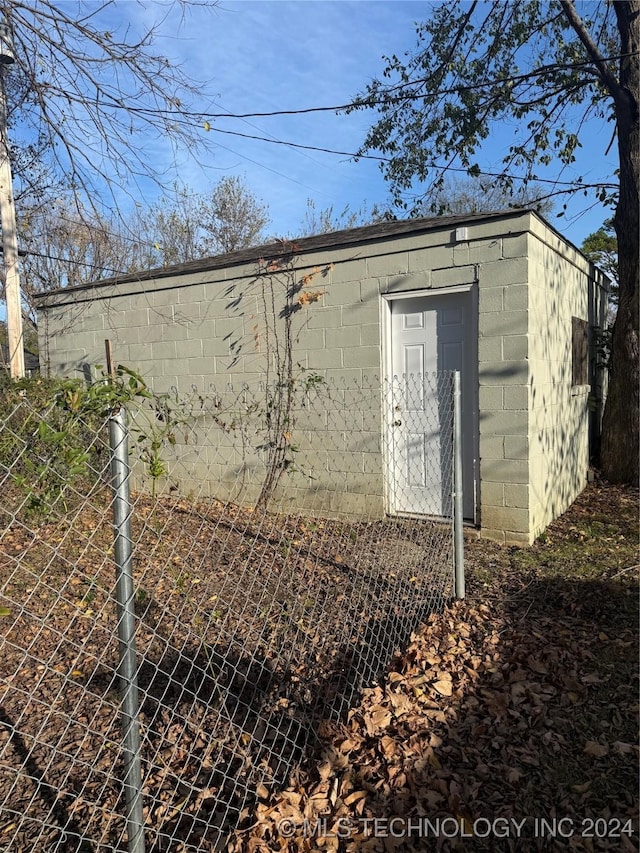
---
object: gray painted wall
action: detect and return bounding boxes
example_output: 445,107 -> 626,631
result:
37,211 -> 608,543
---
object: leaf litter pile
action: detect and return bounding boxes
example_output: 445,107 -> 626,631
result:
0,482 -> 637,852
228,483 -> 639,853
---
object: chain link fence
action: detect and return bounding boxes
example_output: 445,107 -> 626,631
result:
0,372 -> 461,852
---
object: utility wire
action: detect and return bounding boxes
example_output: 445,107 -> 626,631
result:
202,126 -> 618,190
207,127 -> 387,161
117,53 -> 634,122
6,243 -> 127,275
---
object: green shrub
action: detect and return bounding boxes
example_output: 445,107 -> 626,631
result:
0,367 -> 150,519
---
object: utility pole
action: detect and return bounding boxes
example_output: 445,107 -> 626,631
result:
0,13 -> 23,379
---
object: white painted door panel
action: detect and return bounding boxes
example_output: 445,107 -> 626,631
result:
389,293 -> 476,519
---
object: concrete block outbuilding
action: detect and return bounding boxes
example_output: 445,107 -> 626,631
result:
36,210 -> 608,543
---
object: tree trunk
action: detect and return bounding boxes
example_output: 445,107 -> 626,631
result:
600,1 -> 639,484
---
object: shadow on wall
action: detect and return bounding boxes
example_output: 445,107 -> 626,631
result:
527,247 -> 593,531
478,243 -> 594,538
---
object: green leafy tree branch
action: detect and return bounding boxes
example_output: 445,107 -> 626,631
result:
349,0 -> 638,484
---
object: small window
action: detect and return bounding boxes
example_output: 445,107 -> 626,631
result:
572,317 -> 589,386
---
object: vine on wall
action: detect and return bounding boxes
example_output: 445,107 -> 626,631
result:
250,243 -> 333,509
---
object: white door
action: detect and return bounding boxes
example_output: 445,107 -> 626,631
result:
388,292 -> 476,519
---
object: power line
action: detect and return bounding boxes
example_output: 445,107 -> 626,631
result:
10,244 -> 127,276
202,126 -> 618,191
195,132 -> 326,197
206,96 -> 348,201
117,53 -> 633,122
207,127 -> 387,161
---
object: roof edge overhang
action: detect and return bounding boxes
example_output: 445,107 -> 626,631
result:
35,209 -> 540,305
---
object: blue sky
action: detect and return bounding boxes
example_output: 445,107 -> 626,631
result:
128,1 -> 425,235
108,0 -> 616,249
4,0 -> 618,261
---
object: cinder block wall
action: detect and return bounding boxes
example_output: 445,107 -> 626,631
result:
526,218 -> 594,539
38,211 -> 598,540
39,242 -> 392,516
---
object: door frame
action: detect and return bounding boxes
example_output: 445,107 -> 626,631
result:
381,285 -> 480,523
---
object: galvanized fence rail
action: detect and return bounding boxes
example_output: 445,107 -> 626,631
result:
0,373 -> 462,852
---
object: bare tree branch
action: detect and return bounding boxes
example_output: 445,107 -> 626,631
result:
3,0 -> 217,216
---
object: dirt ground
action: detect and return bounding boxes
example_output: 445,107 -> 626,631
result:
0,487 -> 452,852
0,483 -> 637,852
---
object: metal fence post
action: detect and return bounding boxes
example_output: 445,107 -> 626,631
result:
109,406 -> 146,853
453,371 -> 465,599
